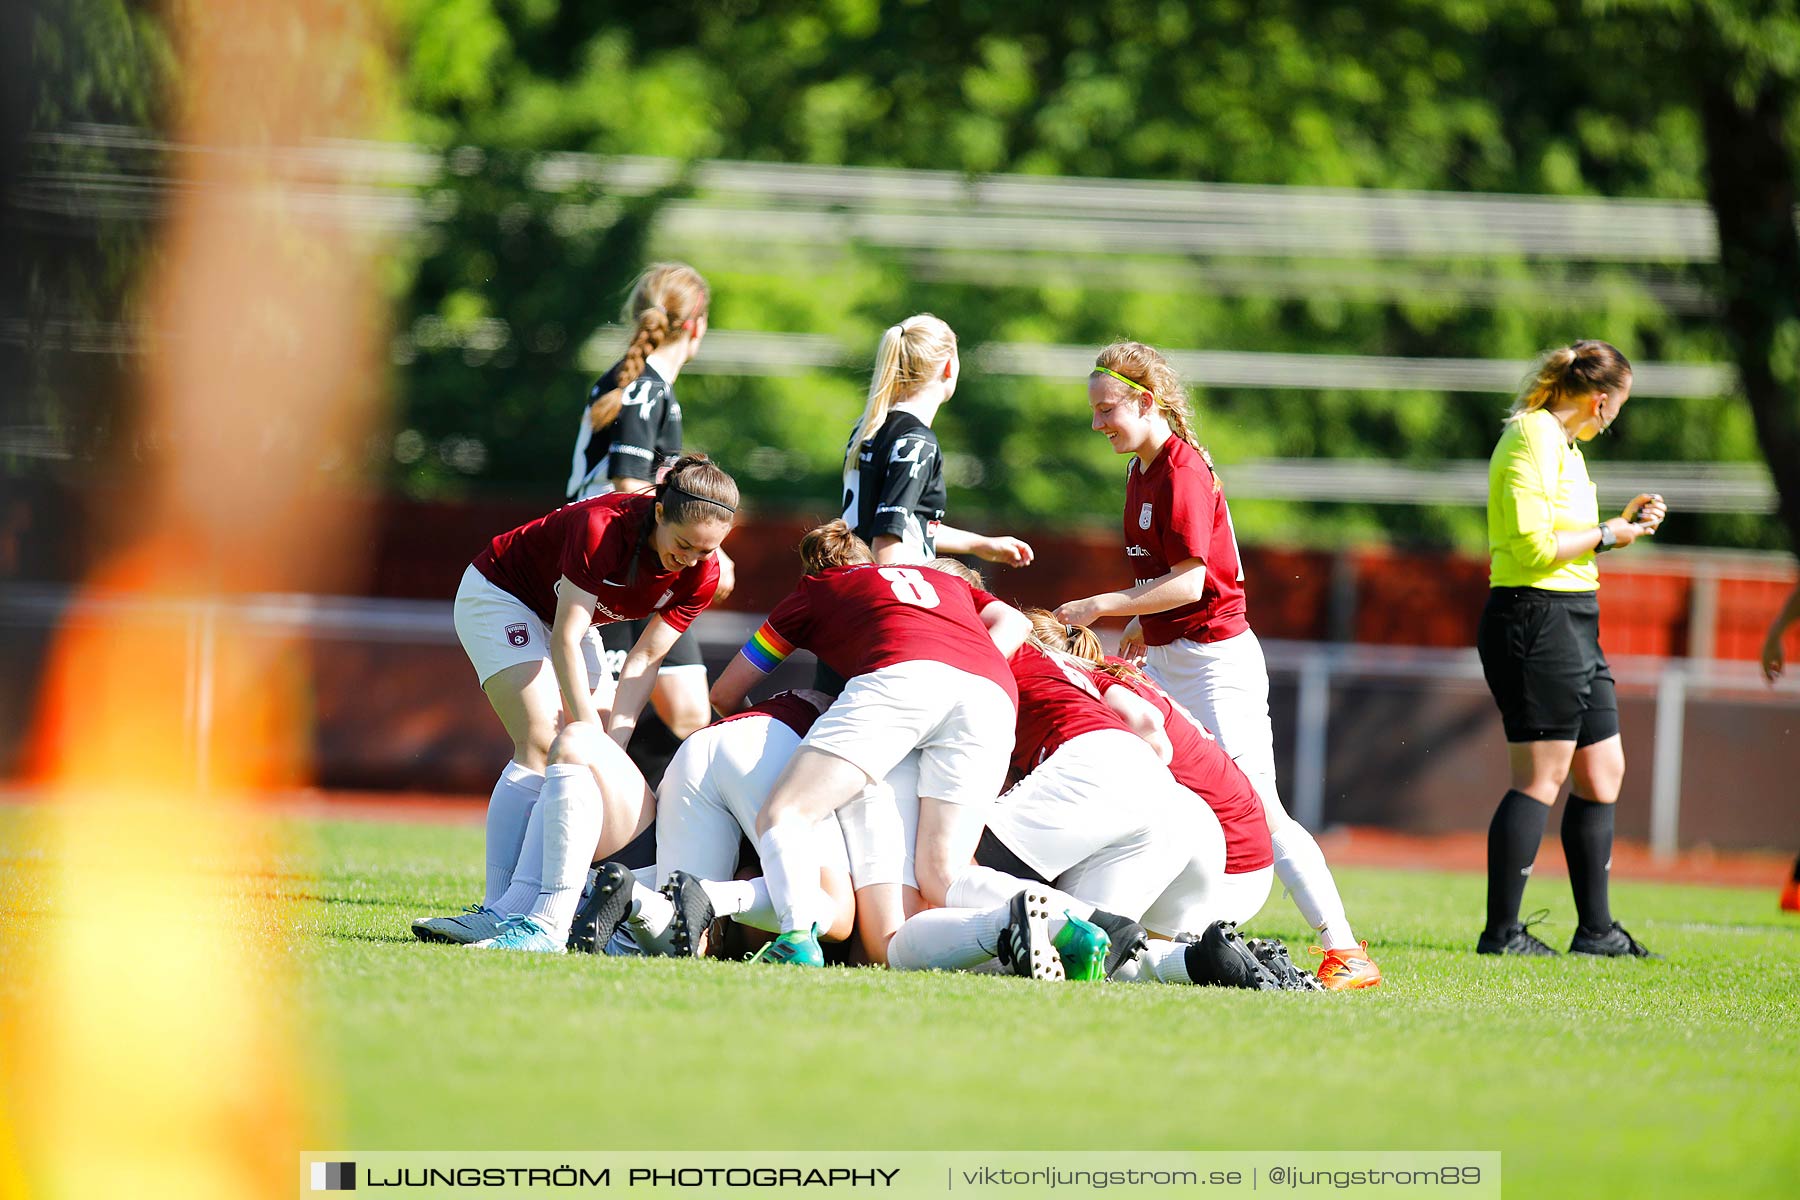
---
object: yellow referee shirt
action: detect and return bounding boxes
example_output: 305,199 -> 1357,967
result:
1487,408 -> 1599,591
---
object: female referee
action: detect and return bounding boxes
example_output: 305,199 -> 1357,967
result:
1477,341 -> 1665,957
1053,341 -> 1380,990
568,262 -> 732,744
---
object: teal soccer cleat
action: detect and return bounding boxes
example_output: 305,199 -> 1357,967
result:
475,915 -> 564,954
1051,911 -> 1112,982
751,924 -> 824,967
412,904 -> 505,945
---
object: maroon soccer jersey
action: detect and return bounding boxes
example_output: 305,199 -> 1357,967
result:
1124,437 -> 1250,645
750,564 -> 1018,705
1007,644 -> 1132,778
472,492 -> 719,631
1089,659 -> 1272,873
717,690 -> 826,740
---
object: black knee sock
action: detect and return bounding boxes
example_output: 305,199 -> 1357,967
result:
1487,789 -> 1551,934
1562,794 -> 1615,930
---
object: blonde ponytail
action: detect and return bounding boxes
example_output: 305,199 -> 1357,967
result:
844,313 -> 959,472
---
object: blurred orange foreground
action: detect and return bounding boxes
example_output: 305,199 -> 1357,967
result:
2,3 -> 392,1197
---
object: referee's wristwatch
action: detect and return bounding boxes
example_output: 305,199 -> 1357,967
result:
1595,523 -> 1617,553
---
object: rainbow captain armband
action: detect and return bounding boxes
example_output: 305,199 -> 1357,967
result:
741,621 -> 796,672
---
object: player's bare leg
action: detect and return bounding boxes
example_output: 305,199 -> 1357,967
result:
649,669 -> 710,741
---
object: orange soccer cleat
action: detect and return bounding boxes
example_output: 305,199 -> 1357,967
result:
1780,878 -> 1800,914
1312,942 -> 1384,991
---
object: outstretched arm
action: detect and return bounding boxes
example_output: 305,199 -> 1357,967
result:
1054,557 -> 1208,628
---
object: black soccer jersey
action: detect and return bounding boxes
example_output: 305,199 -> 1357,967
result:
840,408 -> 946,558
566,361 -> 683,499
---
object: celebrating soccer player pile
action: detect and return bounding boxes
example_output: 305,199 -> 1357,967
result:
412,287 -> 1419,990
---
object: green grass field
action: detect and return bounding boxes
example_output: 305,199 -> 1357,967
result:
279,818 -> 1800,1199
5,811 -> 1797,1198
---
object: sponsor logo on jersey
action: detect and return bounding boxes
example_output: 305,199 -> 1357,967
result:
1134,578 -> 1158,588
1126,544 -> 1152,558
505,623 -> 530,647
594,601 -> 630,622
654,589 -> 674,609
1138,502 -> 1154,530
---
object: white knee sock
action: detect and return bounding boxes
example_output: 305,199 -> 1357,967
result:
885,906 -> 1010,972
757,822 -> 829,934
624,882 -> 676,950
702,878 -> 777,932
1144,939 -> 1194,984
946,866 -> 1092,927
495,800 -> 547,916
1270,817 -> 1356,950
527,764 -> 603,940
483,761 -> 544,908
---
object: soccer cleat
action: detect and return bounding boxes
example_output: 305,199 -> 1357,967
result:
1779,878 -> 1800,914
995,888 -> 1065,981
1051,911 -> 1112,982
1245,936 -> 1324,991
474,915 -> 563,953
1477,908 -> 1559,956
1182,920 -> 1280,990
660,870 -> 717,958
412,904 -> 505,945
1312,940 -> 1383,990
1568,921 -> 1662,959
750,924 -> 824,967
1085,908 -> 1151,979
566,861 -> 634,954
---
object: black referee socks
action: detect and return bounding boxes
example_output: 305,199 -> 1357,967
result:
1486,789 -> 1551,935
1562,794 -> 1615,931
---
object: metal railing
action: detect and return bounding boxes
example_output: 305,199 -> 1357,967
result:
5,586 -> 1793,855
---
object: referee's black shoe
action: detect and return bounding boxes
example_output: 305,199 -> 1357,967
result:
1569,921 -> 1662,959
1476,909 -> 1559,956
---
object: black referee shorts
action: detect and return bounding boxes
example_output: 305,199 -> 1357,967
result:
597,616 -> 705,679
1476,587 -> 1618,746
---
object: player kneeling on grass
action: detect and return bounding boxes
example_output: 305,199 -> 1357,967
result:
1046,616 -> 1278,934
708,521 -> 1028,967
885,605 -> 1313,989
571,689 -> 861,958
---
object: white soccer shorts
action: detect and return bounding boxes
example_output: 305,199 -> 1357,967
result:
654,712 -> 850,887
803,660 -> 1014,807
1145,628 -> 1282,814
453,565 -> 609,694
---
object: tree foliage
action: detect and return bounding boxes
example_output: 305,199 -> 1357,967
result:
21,1 -> 1800,552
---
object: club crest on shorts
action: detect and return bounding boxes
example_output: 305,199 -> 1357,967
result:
505,622 -> 529,647
1138,502 -> 1154,530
